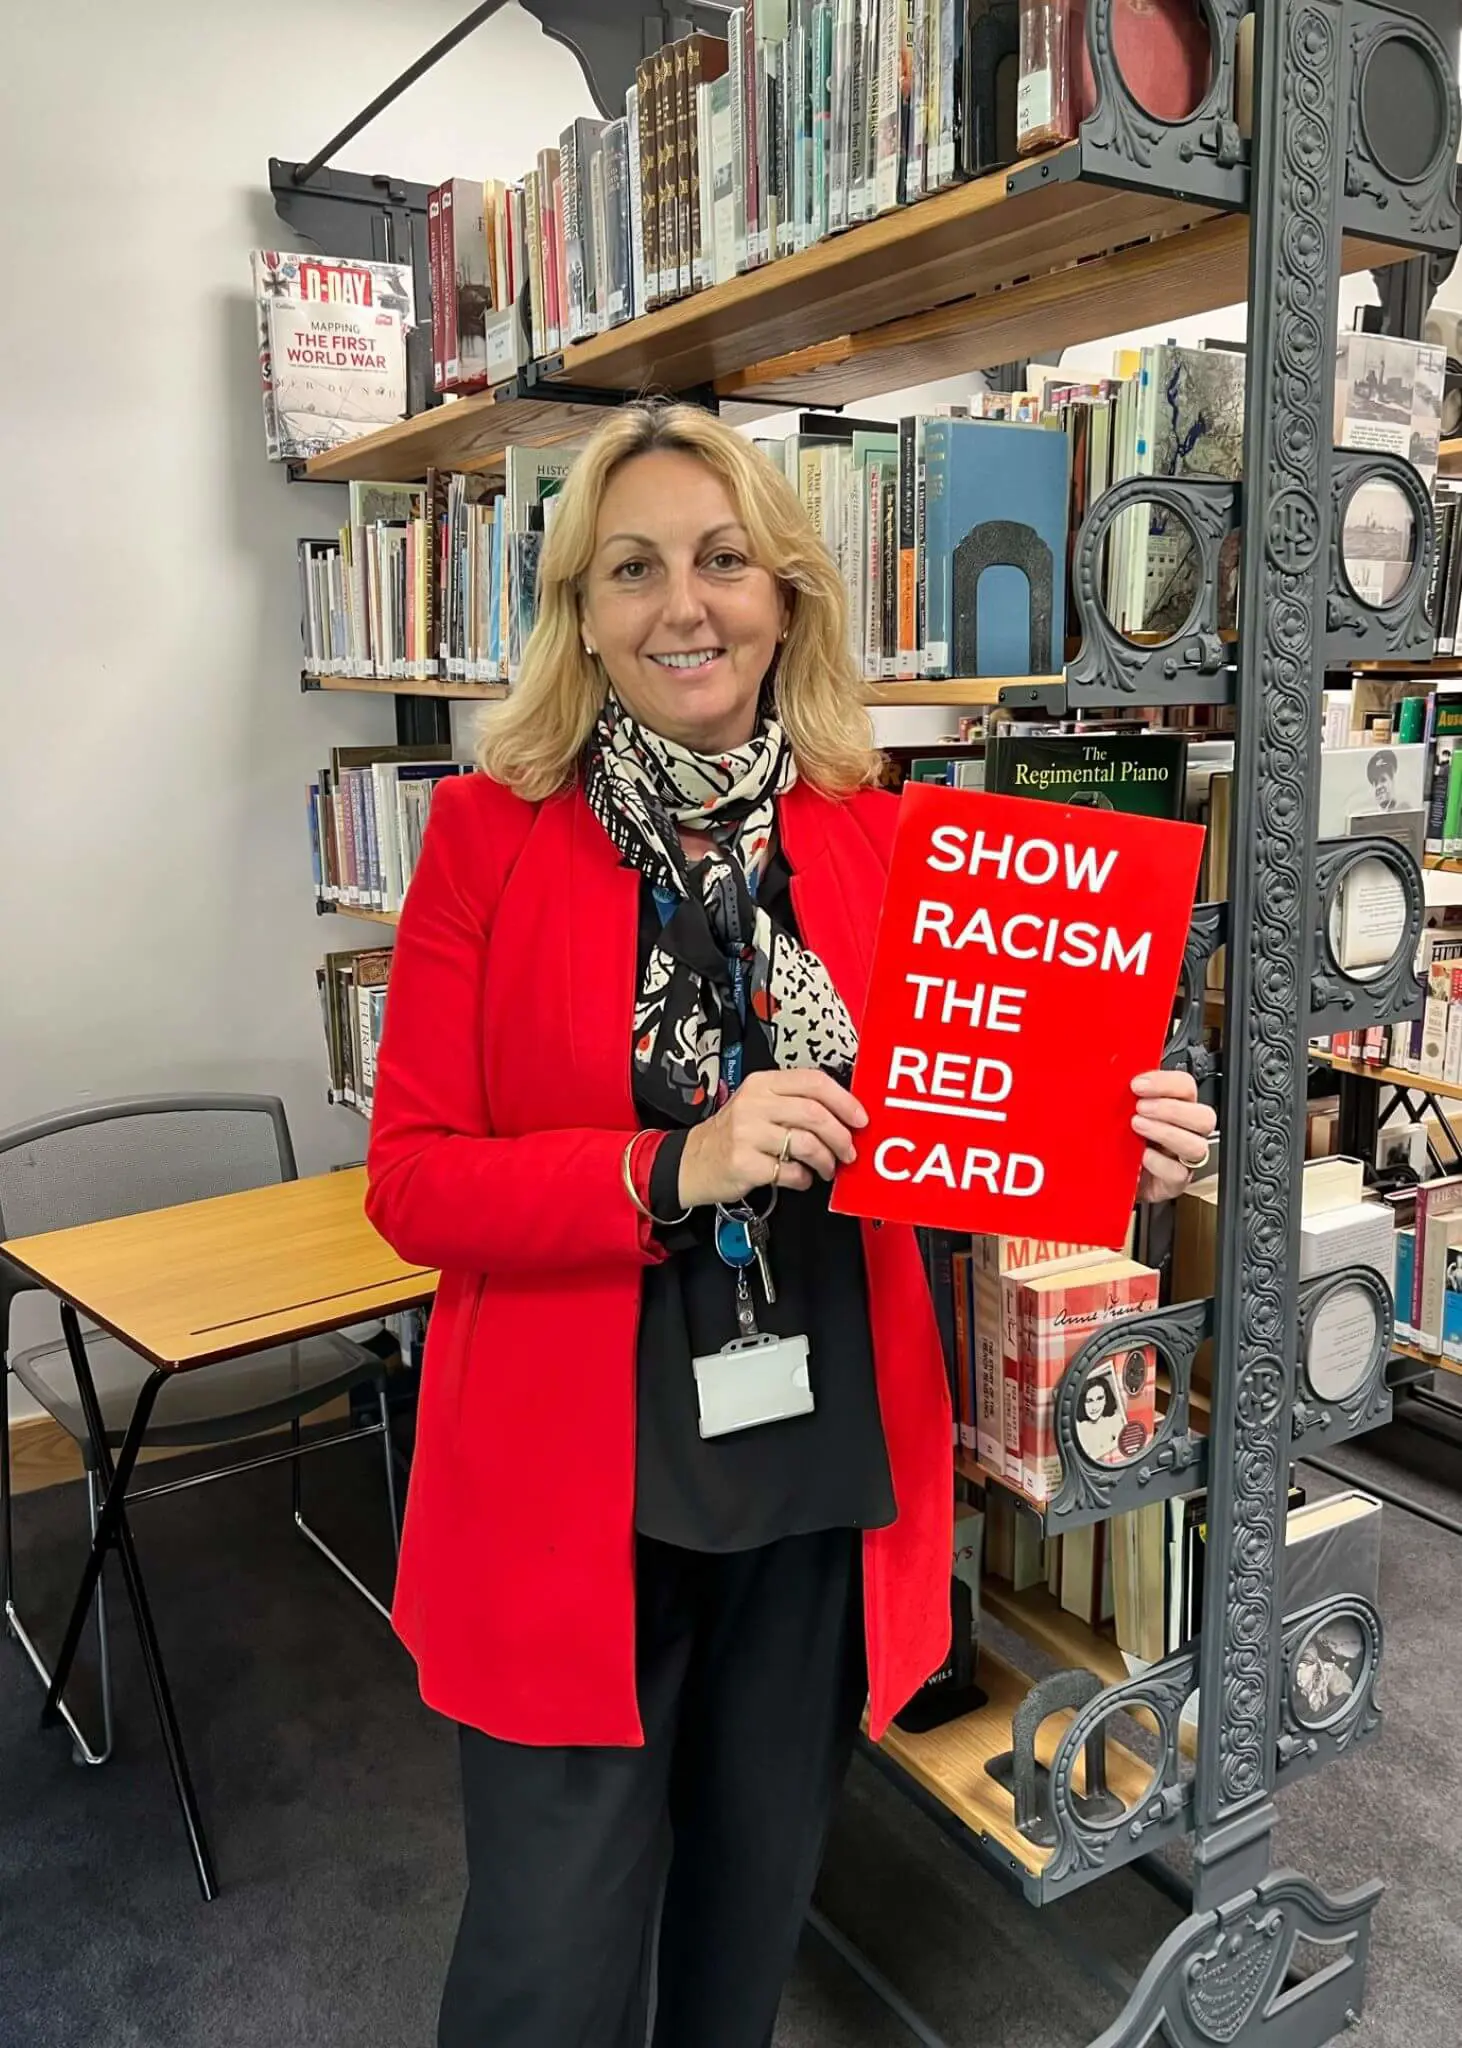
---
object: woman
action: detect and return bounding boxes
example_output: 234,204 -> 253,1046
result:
365,401 -> 1215,2048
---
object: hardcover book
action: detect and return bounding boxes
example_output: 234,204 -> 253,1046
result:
1015,1257 -> 1160,1503
265,299 -> 406,462
1124,343 -> 1246,636
251,249 -> 414,461
921,417 -> 1070,678
986,731 -> 1188,819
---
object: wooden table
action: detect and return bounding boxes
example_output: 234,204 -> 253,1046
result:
2,1166 -> 437,1899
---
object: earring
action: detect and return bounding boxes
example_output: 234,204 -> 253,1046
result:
583,641 -> 596,657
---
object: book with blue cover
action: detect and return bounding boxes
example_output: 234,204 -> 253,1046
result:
922,418 -> 1069,678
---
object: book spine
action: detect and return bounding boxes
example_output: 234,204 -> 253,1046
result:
897,415 -> 917,675
999,1267 -> 1023,1482
636,60 -> 661,305
875,0 -> 901,211
923,419 -> 951,674
589,131 -> 610,332
427,186 -> 445,394
657,46 -> 679,296
745,1 -> 763,262
971,1238 -> 1004,1471
1016,1286 -> 1047,1500
672,41 -> 691,296
729,10 -> 749,270
688,40 -> 707,290
524,172 -> 545,361
1445,748 -> 1462,856
627,85 -> 647,317
811,3 -> 831,239
440,183 -> 460,389
559,126 -> 583,343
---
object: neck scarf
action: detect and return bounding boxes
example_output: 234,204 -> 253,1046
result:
583,696 -> 860,1123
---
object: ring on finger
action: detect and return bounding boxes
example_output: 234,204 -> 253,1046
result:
771,1129 -> 794,1188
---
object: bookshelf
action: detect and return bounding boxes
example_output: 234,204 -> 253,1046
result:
273,5 -> 1460,2039
319,903 -> 400,929
1310,1048 -> 1462,1106
876,1640 -> 1156,1896
1441,438 -> 1462,478
303,674 -> 510,702
304,148 -> 1399,487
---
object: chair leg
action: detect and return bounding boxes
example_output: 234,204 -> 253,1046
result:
290,1401 -> 392,1624
86,1467 -> 116,1762
0,1360 -> 113,1766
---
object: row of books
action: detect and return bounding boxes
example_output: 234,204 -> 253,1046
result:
296,453 -> 572,682
319,947 -> 392,1117
925,1232 -> 1158,1506
448,3 -> 1233,369
982,1457 -> 1378,1672
307,747 -> 469,915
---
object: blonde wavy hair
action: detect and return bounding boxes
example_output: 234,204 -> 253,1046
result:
477,402 -> 881,799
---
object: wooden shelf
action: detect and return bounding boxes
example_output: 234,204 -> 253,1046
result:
305,389 -> 594,485
298,153 -> 1402,482
1309,1048 -> 1462,1102
1353,658 -> 1462,676
304,674 -> 509,701
864,675 -> 1055,707
982,1580 -> 1128,1688
877,1641 -> 1156,1884
1439,438 -> 1462,478
1425,855 -> 1462,874
1394,1337 -> 1462,1379
319,901 -> 400,928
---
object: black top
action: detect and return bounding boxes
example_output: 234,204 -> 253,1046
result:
632,848 -> 897,1553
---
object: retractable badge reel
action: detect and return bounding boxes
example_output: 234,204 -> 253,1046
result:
692,1187 -> 813,1439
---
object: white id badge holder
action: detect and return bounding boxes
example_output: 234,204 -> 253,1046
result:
693,1332 -> 814,1439
696,1202 -> 813,1439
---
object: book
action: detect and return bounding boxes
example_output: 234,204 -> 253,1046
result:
921,416 -> 1069,677
1283,1490 -> 1382,1616
987,730 -> 1188,819
265,298 -> 406,463
1334,332 -> 1446,491
251,249 -> 414,462
971,1237 -> 1113,1472
440,177 -> 494,392
1014,1257 -> 1160,1503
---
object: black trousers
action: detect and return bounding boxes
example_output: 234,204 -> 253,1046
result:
438,1527 -> 866,2048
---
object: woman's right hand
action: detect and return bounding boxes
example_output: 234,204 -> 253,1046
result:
677,1069 -> 868,1208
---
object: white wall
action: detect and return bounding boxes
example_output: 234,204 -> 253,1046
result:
0,2 -> 594,1409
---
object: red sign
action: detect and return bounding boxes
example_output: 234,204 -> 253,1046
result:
830,784 -> 1206,1245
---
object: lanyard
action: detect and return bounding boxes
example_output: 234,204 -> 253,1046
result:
652,863 -> 759,1102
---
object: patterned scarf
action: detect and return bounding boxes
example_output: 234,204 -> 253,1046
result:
583,697 -> 860,1124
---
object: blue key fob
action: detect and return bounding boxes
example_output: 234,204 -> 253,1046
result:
715,1215 -> 755,1267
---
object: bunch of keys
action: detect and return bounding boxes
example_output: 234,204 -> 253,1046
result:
714,1187 -> 777,1337
695,1185 -> 813,1438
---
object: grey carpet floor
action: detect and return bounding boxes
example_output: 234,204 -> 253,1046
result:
2,1396 -> 1460,2048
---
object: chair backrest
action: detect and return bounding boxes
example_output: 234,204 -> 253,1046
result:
0,1094 -> 297,1356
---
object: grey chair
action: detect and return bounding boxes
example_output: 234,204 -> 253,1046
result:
0,1093 -> 401,1782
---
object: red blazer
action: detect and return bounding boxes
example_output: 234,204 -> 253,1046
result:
365,769 -> 953,1746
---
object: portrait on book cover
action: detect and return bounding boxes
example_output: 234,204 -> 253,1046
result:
1073,1351 -> 1153,1466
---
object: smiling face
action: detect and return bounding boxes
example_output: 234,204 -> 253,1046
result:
579,448 -> 790,753
1083,1382 -> 1108,1422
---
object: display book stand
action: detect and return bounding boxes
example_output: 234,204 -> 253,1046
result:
271,0 -> 1462,2036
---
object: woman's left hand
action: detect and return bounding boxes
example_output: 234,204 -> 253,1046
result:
1131,1070 -> 1217,1204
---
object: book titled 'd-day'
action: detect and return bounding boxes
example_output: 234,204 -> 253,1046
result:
831,784 -> 1205,1244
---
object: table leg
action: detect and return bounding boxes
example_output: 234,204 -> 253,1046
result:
43,1304 -> 219,1902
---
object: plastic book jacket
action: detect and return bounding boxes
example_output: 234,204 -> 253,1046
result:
1134,345 -> 1246,637
252,250 -> 414,461
266,300 -> 407,461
